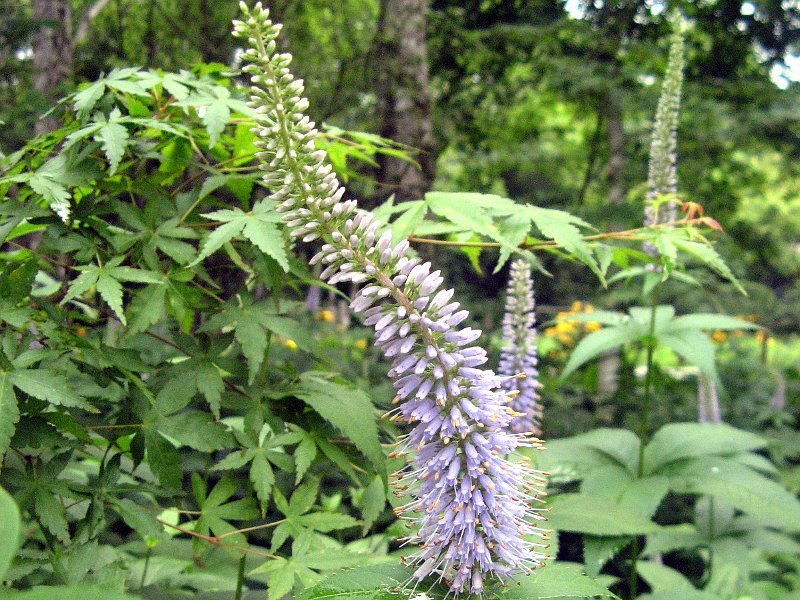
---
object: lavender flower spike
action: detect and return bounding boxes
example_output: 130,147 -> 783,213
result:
498,260 -> 543,436
233,4 -> 548,595
644,12 -> 686,259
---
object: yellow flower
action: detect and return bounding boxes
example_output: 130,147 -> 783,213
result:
571,301 -> 583,312
558,333 -> 573,345
354,338 -> 368,350
283,339 -> 298,351
711,330 -> 727,343
585,321 -> 602,333
584,304 -> 596,313
316,309 -> 335,323
755,331 -> 767,344
544,327 -> 558,337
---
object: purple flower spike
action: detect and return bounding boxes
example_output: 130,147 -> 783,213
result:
233,3 -> 549,595
498,260 -> 543,437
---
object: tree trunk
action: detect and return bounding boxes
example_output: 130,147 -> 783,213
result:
32,0 -> 73,135
374,0 -> 436,204
602,91 -> 626,205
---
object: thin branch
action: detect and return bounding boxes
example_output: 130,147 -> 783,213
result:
73,0 -> 113,48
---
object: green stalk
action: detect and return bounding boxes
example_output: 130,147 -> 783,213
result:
630,285 -> 661,599
234,554 -> 247,600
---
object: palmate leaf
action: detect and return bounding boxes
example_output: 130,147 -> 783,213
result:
195,201 -> 288,269
289,373 -> 384,475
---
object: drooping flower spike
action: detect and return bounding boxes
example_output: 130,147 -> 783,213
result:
644,12 -> 686,257
232,3 -> 548,595
498,260 -> 543,437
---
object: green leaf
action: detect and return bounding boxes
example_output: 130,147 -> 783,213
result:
242,218 -> 289,271
126,284 -> 167,334
158,411 -> 234,451
561,325 -> 641,380
144,428 -> 181,489
35,492 -> 69,542
10,369 -> 97,412
96,121 -> 129,174
389,200 -> 427,241
657,329 -> 718,383
0,586 -> 136,600
293,434 -> 317,485
195,219 -> 245,263
96,272 -> 126,324
0,485 -> 21,580
643,423 -> 766,474
673,239 -> 744,294
73,80 -> 106,118
112,498 -> 163,540
250,452 -> 275,513
666,313 -> 760,332
203,100 -> 231,147
0,371 -> 19,459
297,562 -> 614,599
583,536 -> 629,577
266,560 -> 296,600
660,457 -> 800,530
547,494 -> 660,535
636,562 -> 695,594
360,475 -> 385,534
195,362 -> 224,418
291,374 -> 384,474
502,561 -> 615,598
295,563 -> 409,599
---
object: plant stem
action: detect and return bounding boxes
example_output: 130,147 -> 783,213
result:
630,285 -> 661,599
139,546 -> 152,591
234,554 -> 247,600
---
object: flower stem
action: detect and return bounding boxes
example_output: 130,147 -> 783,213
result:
630,285 -> 661,598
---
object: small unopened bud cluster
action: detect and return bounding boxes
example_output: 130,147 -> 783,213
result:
644,12 -> 686,257
498,260 -> 543,437
233,3 -> 548,595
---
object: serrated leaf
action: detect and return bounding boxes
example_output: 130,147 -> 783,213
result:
250,452 -> 275,513
643,423 -> 766,474
547,494 -> 660,535
35,492 -> 69,542
267,561 -> 296,600
96,272 -> 125,324
0,372 -> 19,460
561,325 -> 640,380
195,362 -> 224,418
359,476 -> 385,534
293,435 -> 316,485
298,512 -> 359,532
660,456 -> 800,530
112,498 -> 163,540
203,101 -> 231,148
657,329 -> 718,383
291,374 -> 384,474
194,219 -> 245,263
10,369 -> 96,412
126,284 -> 167,334
158,411 -> 234,451
144,428 -> 181,489
242,218 -> 289,271
235,313 -> 268,383
673,239 -> 744,294
73,81 -> 106,118
0,485 -> 21,581
96,121 -> 129,174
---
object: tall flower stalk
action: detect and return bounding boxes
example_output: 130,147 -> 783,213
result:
498,260 -> 542,437
644,12 -> 686,256
232,3 -> 548,595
